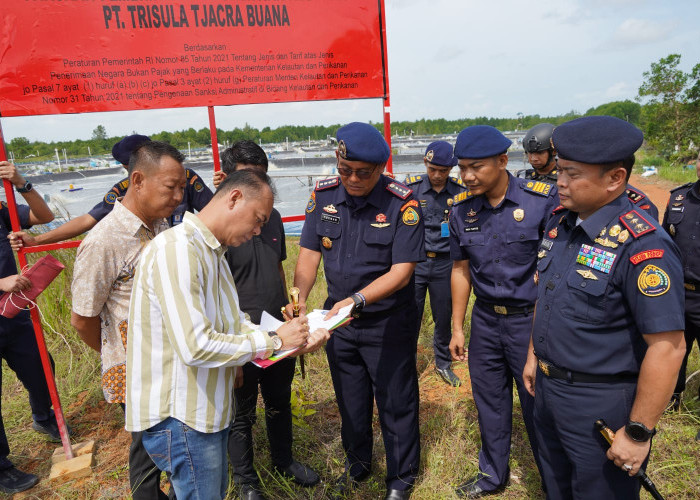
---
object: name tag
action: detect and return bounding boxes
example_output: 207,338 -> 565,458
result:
321,213 -> 340,224
441,221 -> 449,237
670,206 -> 684,212
464,226 -> 480,232
541,239 -> 553,250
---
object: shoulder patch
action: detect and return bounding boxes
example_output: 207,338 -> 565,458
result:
118,179 -> 129,191
405,175 -> 423,185
522,180 -> 553,197
449,176 -> 465,187
626,187 -> 646,204
619,210 -> 656,238
386,182 -> 412,200
552,204 -> 566,214
670,182 -> 694,192
305,191 -> 316,213
315,177 -> 340,191
630,249 -> 664,265
104,191 -> 118,205
453,191 -> 473,205
401,199 -> 419,212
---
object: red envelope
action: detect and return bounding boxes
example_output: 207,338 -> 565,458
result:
0,254 -> 65,318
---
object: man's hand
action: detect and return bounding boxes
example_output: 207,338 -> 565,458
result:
607,426 -> 652,477
450,329 -> 466,362
8,231 -> 37,251
295,328 -> 331,355
212,170 -> 227,189
0,161 -> 25,187
0,274 -> 32,293
523,348 -> 538,397
275,315 -> 309,349
324,297 -> 354,320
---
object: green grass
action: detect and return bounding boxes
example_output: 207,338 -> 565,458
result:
636,149 -> 698,185
1,239 -> 698,498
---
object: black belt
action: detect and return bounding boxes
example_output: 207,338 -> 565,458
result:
476,299 -> 534,316
352,302 -> 408,320
426,251 -> 450,259
537,359 -> 637,384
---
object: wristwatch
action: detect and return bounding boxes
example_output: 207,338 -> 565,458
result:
267,331 -> 283,350
350,293 -> 364,319
16,182 -> 33,193
625,421 -> 656,442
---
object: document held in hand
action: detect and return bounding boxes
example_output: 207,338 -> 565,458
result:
0,254 -> 65,318
251,304 -> 353,369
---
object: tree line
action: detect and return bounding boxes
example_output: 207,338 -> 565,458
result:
7,54 -> 699,165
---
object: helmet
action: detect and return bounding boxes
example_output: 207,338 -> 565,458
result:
523,123 -> 555,153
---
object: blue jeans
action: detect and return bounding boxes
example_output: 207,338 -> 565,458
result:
142,417 -> 229,500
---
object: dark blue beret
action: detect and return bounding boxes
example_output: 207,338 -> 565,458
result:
424,141 -> 457,167
112,134 -> 151,165
336,122 -> 390,164
454,125 -> 511,159
552,116 -> 643,164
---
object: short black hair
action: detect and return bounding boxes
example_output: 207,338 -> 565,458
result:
215,168 -> 276,200
221,140 -> 268,175
600,155 -> 635,182
128,141 -> 185,176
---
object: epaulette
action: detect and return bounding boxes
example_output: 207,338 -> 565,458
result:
449,176 -> 465,187
619,210 -> 656,238
552,205 -> 566,214
118,179 -> 130,191
670,182 -> 694,192
386,182 -> 412,200
626,187 -> 646,204
522,180 -> 554,197
186,169 -> 193,179
453,191 -> 473,205
405,174 -> 423,185
315,177 -> 340,191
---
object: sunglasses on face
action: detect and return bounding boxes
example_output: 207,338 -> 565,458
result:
337,165 -> 377,179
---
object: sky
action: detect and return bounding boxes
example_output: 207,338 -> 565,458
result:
3,0 -> 700,142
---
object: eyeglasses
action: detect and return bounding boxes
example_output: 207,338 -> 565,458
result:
337,165 -> 377,179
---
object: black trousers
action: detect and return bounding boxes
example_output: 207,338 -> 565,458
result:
0,312 -> 55,470
674,313 -> 700,397
228,357 -> 296,485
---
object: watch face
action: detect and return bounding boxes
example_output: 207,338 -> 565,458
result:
626,422 -> 652,441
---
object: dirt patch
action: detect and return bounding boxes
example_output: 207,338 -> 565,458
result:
629,173 -> 676,220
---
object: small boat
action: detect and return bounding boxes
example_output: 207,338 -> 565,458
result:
61,184 -> 84,192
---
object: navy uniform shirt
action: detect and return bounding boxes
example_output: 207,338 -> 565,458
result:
88,168 -> 213,226
0,202 -> 31,279
627,184 -> 659,220
449,174 -> 558,307
226,208 -> 286,324
300,175 -> 425,315
662,180 -> 700,321
533,193 -> 685,375
404,175 -> 467,254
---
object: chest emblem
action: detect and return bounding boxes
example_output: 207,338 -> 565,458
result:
447,198 -> 454,206
371,213 -> 391,228
321,236 -> 333,249
467,209 -> 477,217
323,204 -> 337,214
402,207 -> 420,225
617,230 -> 630,243
548,227 -> 558,239
513,208 -> 524,222
576,269 -> 598,280
669,224 -> 676,236
675,194 -> 684,201
637,264 -> 670,297
609,225 -> 621,237
599,227 -> 607,237
594,237 -> 618,249
576,244 -> 616,274
537,249 -> 547,259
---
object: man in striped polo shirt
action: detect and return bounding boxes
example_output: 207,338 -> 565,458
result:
125,169 -> 330,499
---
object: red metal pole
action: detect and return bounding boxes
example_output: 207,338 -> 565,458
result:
208,106 -> 221,172
0,120 -> 73,459
379,0 -> 393,175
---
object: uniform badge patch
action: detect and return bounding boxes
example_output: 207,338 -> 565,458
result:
322,236 -> 333,249
467,209 -> 477,217
338,140 -> 347,159
524,181 -> 553,197
548,227 -> 558,239
617,230 -> 630,243
105,191 -> 118,205
594,237 -> 618,249
576,244 -> 616,274
371,213 -> 390,228
513,208 -> 524,222
447,198 -> 454,206
194,181 -> 204,192
323,204 -> 337,214
425,150 -> 434,162
402,207 -> 419,225
305,192 -> 316,213
537,249 -> 547,259
577,269 -> 598,280
638,264 -> 670,297
609,225 -> 621,237
401,200 -> 419,211
630,249 -> 664,265
675,194 -> 684,201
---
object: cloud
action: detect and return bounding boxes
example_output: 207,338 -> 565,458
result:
610,18 -> 675,47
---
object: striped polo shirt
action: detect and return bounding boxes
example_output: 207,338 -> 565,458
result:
125,212 -> 274,433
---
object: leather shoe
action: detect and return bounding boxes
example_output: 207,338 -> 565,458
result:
0,466 -> 39,494
385,488 -> 412,499
326,472 -> 365,499
435,366 -> 461,387
455,473 -> 508,498
274,460 -> 320,487
32,419 -> 72,443
239,483 -> 266,500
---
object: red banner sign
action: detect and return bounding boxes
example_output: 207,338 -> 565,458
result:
0,0 -> 386,117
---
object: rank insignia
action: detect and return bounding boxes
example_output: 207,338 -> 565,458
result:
338,140 -> 347,159
322,236 -> 333,249
119,180 -> 130,190
447,198 -> 453,206
323,204 -> 338,214
513,208 -> 524,222
305,192 -> 316,213
524,181 -> 553,196
594,237 -> 618,249
405,175 -> 422,184
402,207 -> 420,225
316,177 -> 340,190
609,225 -> 621,237
617,230 -> 629,243
576,244 -> 616,274
425,150 -> 434,162
620,210 -> 655,238
401,199 -> 419,211
548,227 -> 558,239
467,209 -> 477,217
577,269 -> 598,280
626,188 -> 644,204
638,264 -> 670,297
386,182 -> 412,200
670,224 -> 676,236
420,200 -> 428,208
453,191 -> 471,205
534,270 -> 539,285
630,249 -> 664,265
675,194 -> 684,201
